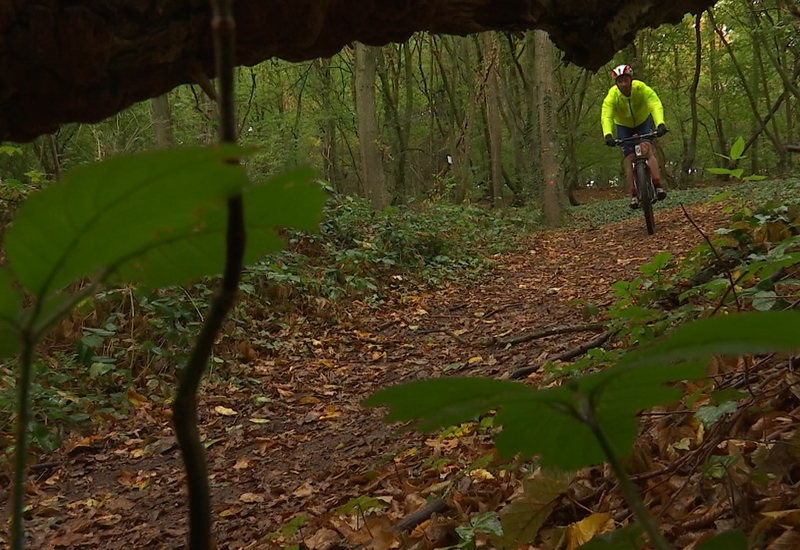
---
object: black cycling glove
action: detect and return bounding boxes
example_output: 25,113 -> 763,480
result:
656,124 -> 668,137
605,135 -> 615,147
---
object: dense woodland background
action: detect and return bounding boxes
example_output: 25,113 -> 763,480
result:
2,1 -> 799,218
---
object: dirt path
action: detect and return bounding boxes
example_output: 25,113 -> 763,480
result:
10,201 -> 731,550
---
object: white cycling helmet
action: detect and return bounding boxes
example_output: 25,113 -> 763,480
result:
611,64 -> 633,80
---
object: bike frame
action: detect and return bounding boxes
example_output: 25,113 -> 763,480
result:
615,130 -> 660,234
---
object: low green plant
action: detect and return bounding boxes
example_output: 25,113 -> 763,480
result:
0,146 -> 326,549
706,136 -> 768,182
364,311 -> 800,549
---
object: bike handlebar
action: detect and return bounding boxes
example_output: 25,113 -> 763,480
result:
614,130 -> 662,146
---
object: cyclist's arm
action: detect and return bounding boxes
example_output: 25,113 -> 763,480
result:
641,83 -> 666,127
601,90 -> 616,137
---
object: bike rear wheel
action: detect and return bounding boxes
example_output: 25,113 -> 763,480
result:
636,163 -> 656,235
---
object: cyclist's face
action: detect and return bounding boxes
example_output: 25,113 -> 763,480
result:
616,75 -> 633,96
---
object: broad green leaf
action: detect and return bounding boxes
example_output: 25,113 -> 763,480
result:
697,529 -> 747,550
363,377 -> 536,431
695,401 -> 737,428
621,311 -> 800,368
5,146 -> 252,297
707,167 -> 734,175
471,512 -> 504,537
0,268 -> 20,357
577,524 -> 645,549
752,291 -> 777,311
112,167 -> 325,287
731,168 -> 744,179
367,361 -> 704,471
494,361 -> 705,469
744,174 -> 767,181
495,469 -> 572,549
729,136 -> 746,160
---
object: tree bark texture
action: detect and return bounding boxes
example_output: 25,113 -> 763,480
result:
483,33 -> 504,208
355,43 -> 388,210
535,30 -> 562,227
0,0 -> 716,143
151,94 -> 173,148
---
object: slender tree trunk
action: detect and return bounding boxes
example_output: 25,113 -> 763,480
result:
454,39 -> 479,204
483,33 -> 504,208
534,30 -> 562,226
680,14 -> 702,188
151,94 -> 173,148
376,47 -> 406,202
525,32 -> 542,187
355,42 -> 388,210
36,134 -> 61,181
707,20 -> 729,169
318,57 -> 338,190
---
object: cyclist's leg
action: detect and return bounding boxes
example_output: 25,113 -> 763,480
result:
616,125 -> 638,206
636,117 -> 667,199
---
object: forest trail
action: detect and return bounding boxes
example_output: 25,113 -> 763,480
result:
22,200 -> 731,550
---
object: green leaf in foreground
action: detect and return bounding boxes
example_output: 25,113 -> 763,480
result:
362,377 -> 535,432
577,524 -> 645,549
696,529 -> 747,550
0,268 -> 20,357
621,311 -> 800,368
112,166 -> 326,287
365,360 -> 704,470
5,146 -> 252,296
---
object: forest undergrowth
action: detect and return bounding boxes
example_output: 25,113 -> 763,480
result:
2,179 -> 800,549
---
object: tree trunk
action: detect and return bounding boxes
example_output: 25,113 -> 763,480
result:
525,32 -> 542,187
151,94 -> 173,148
36,134 -> 61,181
534,30 -> 562,227
318,57 -> 338,190
707,18 -> 729,169
680,13 -> 702,188
483,33 -> 504,208
355,42 -> 388,210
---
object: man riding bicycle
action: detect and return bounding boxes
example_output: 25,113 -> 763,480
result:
601,64 -> 668,209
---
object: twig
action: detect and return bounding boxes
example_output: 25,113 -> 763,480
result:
172,2 -> 243,550
390,497 -> 450,532
509,331 -> 614,380
681,204 -> 741,311
490,323 -> 606,347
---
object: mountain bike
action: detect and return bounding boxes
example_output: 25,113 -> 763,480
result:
615,130 -> 663,235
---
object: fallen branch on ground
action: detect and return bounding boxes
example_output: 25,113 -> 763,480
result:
390,497 -> 450,532
508,331 -> 615,379
482,322 -> 606,347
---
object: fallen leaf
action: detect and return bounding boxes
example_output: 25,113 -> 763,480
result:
214,406 -> 237,416
468,356 -> 483,364
306,528 -> 342,550
567,512 -> 613,549
300,396 -> 320,404
293,481 -> 315,498
233,457 -> 252,470
248,418 -> 270,424
239,493 -> 264,503
469,468 -> 495,482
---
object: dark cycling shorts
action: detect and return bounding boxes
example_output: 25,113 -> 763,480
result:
616,116 -> 655,156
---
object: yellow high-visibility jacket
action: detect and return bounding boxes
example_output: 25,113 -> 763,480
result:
601,80 -> 665,137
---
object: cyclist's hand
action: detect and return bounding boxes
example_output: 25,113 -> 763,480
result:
656,124 -> 668,137
605,135 -> 615,147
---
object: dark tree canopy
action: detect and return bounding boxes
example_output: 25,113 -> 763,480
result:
1,0 -> 715,142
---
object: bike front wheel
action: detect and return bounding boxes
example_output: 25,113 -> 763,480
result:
636,163 -> 656,235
